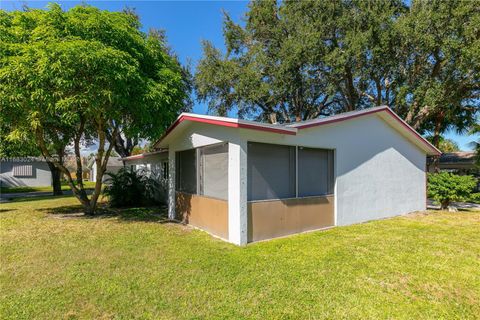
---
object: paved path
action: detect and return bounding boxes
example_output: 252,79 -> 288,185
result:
427,199 -> 480,211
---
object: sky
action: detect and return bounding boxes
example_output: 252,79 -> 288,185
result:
1,0 -> 478,150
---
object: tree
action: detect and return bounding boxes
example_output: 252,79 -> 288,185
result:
0,123 -> 41,158
469,123 -> 480,166
425,136 -> 459,153
195,0 -> 479,143
395,0 -> 479,147
427,172 -> 476,210
0,4 -> 189,214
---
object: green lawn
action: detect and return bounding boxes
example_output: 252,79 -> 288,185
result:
1,197 -> 479,319
0,181 -> 96,194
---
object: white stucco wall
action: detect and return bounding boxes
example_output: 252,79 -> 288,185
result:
234,114 -> 427,226
165,124 -> 249,245
162,113 -> 427,242
0,161 -> 52,187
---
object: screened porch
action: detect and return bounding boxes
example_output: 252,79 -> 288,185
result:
173,140 -> 335,243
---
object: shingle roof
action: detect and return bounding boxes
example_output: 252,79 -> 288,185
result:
439,152 -> 476,164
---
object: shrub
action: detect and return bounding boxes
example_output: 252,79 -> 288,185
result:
469,192 -> 480,204
427,172 -> 476,210
102,168 -> 161,207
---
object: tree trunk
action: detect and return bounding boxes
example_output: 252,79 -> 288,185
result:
440,199 -> 449,211
431,116 -> 442,173
46,160 -> 63,196
108,130 -> 135,158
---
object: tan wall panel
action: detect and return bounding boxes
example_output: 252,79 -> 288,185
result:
176,192 -> 229,240
248,196 -> 334,242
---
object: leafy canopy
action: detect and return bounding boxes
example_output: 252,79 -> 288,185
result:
427,172 -> 476,209
195,0 -> 479,142
0,3 -> 189,213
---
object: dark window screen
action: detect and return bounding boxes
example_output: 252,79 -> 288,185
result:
176,149 -> 197,194
247,142 -> 296,201
199,143 -> 228,200
298,147 -> 334,197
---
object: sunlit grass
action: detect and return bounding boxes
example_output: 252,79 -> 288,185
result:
1,181 -> 96,194
1,197 -> 479,319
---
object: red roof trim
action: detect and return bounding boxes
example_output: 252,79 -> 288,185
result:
122,154 -> 144,161
294,107 -> 441,155
155,108 -> 441,156
121,150 -> 168,161
181,115 -> 296,135
383,108 -> 441,155
157,114 -> 296,145
294,107 -> 387,129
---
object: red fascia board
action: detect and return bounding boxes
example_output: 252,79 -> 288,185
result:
122,154 -> 145,161
294,107 -> 388,129
295,107 -> 441,155
181,115 -> 296,135
153,114 -> 296,148
159,114 -> 296,142
383,108 -> 441,155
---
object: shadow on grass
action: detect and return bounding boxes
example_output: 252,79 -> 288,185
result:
10,195 -> 77,203
0,208 -> 16,213
41,204 -> 170,223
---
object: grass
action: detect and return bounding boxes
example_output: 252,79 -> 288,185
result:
0,181 -> 96,194
1,197 -> 479,319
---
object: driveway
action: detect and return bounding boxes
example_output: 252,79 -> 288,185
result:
427,199 -> 480,211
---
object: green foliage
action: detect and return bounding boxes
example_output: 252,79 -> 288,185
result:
469,193 -> 480,204
0,123 -> 40,158
1,197 -> 480,318
0,3 -> 190,213
195,0 -> 479,136
469,123 -> 480,166
425,136 -> 459,153
427,172 -> 476,208
102,168 -> 160,207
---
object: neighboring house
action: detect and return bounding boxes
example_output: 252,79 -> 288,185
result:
427,151 -> 478,174
0,157 -> 52,188
89,156 -> 123,183
122,150 -> 169,203
133,106 -> 440,245
427,151 -> 479,192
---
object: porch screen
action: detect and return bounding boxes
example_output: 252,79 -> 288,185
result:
298,147 -> 334,197
199,143 -> 228,200
248,142 -> 296,201
175,149 -> 197,194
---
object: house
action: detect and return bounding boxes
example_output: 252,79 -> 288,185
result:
0,157 -> 52,188
427,151 -> 479,191
132,106 -> 441,245
122,150 -> 169,203
427,151 -> 478,174
89,156 -> 123,183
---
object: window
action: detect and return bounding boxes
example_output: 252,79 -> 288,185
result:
175,144 -> 229,199
162,161 -> 169,180
176,149 -> 197,194
199,143 -> 228,200
247,143 -> 334,201
298,147 -> 334,197
247,142 -> 296,201
13,164 -> 33,177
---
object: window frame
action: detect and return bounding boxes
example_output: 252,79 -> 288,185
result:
198,142 -> 229,200
175,148 -> 198,195
175,142 -> 229,200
